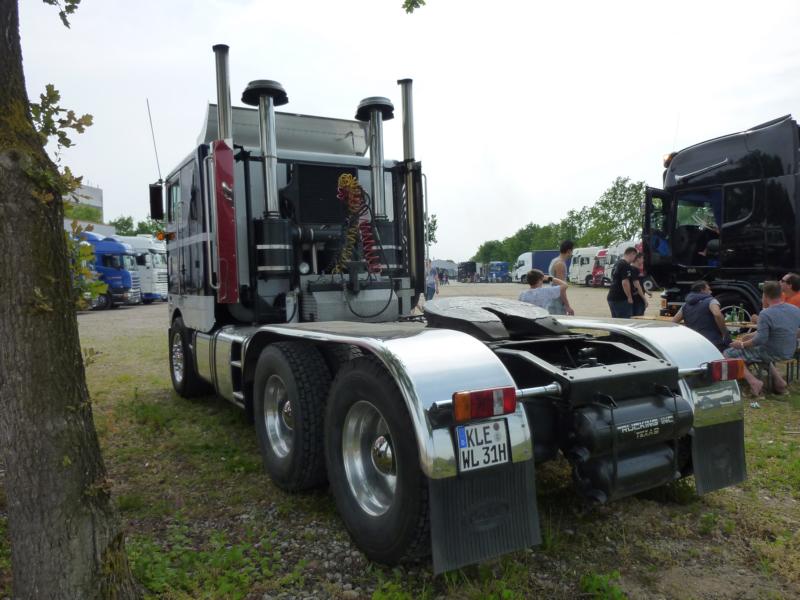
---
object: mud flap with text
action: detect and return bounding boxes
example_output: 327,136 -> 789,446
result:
428,460 -> 541,574
692,419 -> 747,495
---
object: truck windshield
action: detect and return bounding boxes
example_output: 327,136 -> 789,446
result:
122,255 -> 137,271
102,255 -> 122,269
151,252 -> 167,268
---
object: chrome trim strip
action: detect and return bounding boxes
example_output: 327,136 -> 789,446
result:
195,333 -> 213,383
256,244 -> 292,250
257,265 -> 292,272
166,232 -> 211,250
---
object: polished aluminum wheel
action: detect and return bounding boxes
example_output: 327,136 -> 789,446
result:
342,400 -> 397,517
264,374 -> 293,458
171,331 -> 184,384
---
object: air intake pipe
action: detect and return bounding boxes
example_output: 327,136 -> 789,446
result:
242,80 -> 293,278
355,97 -> 394,219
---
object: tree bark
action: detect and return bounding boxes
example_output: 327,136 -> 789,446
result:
0,2 -> 139,598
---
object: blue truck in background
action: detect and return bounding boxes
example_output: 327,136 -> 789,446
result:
487,261 -> 512,282
80,231 -> 141,309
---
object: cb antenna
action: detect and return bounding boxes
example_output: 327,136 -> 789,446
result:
146,98 -> 162,182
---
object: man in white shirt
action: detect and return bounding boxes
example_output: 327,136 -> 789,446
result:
518,269 -> 569,312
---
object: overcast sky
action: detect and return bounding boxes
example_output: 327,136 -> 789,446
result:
19,0 -> 800,261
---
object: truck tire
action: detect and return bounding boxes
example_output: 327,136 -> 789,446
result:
94,292 -> 111,310
169,316 -> 211,398
319,343 -> 361,377
253,342 -> 331,491
325,357 -> 429,564
585,275 -> 592,287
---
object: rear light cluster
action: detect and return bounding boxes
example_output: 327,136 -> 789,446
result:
708,358 -> 746,381
452,387 -> 516,423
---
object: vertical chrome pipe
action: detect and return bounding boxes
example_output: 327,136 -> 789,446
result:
212,44 -> 233,141
397,78 -> 415,162
355,97 -> 394,220
396,79 -> 420,285
258,94 -> 280,216
369,110 -> 386,218
242,80 -> 288,217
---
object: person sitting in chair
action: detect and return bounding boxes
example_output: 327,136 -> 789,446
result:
724,281 -> 800,395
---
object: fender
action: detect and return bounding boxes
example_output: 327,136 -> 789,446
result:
241,322 -> 534,480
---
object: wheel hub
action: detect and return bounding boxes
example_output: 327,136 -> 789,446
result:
171,332 -> 184,384
264,374 -> 293,458
342,401 -> 397,517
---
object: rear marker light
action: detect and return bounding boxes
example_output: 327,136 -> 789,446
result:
452,387 -> 516,423
708,358 -> 746,381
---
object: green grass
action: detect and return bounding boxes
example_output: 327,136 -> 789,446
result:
1,312 -> 800,598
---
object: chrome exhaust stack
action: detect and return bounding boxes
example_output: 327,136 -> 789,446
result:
355,97 -> 394,219
212,44 -> 233,141
397,78 -> 423,300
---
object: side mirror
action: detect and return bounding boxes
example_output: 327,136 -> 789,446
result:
149,183 -> 164,221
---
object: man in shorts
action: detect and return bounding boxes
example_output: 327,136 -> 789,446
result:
519,269 -> 569,312
724,281 -> 800,395
606,247 -> 637,318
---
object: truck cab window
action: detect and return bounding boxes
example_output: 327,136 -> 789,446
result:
673,189 -> 721,266
103,255 -> 122,269
167,183 -> 180,224
722,184 -> 763,268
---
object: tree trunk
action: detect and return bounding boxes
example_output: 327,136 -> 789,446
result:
0,2 -> 139,598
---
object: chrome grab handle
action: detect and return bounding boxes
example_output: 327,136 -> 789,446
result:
203,154 -> 220,290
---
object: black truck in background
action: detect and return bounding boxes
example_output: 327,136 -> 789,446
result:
644,115 -> 799,319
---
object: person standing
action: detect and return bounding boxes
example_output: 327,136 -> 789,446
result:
547,240 -> 575,315
519,269 -> 568,312
724,280 -> 800,395
631,252 -> 649,317
671,280 -> 730,351
606,247 -> 638,318
425,259 -> 439,301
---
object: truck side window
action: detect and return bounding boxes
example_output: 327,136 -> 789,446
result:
722,184 -> 763,268
167,183 -> 180,224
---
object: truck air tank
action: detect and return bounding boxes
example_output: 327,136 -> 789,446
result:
569,393 -> 692,456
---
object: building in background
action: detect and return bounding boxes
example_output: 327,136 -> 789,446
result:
63,184 -> 116,236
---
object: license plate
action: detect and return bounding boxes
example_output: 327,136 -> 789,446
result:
455,419 -> 510,472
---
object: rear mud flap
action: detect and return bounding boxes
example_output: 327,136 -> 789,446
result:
428,460 -> 541,574
692,419 -> 747,494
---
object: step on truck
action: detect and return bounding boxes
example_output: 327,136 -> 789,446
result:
644,115 -> 800,319
150,44 -> 748,574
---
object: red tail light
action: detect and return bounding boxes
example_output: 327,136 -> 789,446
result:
452,387 -> 516,423
708,358 -> 746,381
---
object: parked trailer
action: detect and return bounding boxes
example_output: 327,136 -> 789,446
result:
150,44 -> 747,574
644,115 -> 800,319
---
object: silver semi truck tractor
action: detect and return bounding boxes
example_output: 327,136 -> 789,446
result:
149,44 -> 748,573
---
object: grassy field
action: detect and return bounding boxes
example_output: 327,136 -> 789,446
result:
1,301 -> 799,599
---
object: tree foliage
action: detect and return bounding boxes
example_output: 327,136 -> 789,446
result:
65,220 -> 107,309
63,202 -> 102,222
425,213 -> 438,245
108,215 -> 164,236
402,0 -> 425,13
470,177 -> 645,262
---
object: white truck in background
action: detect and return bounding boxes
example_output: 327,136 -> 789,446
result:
568,246 -> 601,286
111,234 -> 168,303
